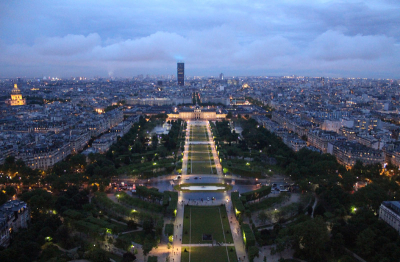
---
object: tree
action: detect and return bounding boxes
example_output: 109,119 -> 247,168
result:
292,216 -> 329,261
356,228 -> 376,257
122,252 -> 136,262
331,232 -> 345,256
151,134 -> 158,150
143,220 -> 154,234
341,172 -> 357,191
84,248 -> 109,262
51,161 -> 72,176
142,241 -> 154,256
20,189 -> 54,220
91,184 -> 98,193
69,154 -> 86,169
258,211 -> 268,224
54,225 -> 70,247
39,244 -> 61,261
248,246 -> 259,262
5,186 -> 16,197
226,112 -> 233,119
4,156 -> 15,165
352,183 -> 387,213
0,191 -> 8,205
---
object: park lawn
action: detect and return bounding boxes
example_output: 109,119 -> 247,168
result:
191,152 -> 210,161
191,161 -> 213,174
190,146 -> 212,160
182,206 -> 232,244
181,246 -> 238,262
117,230 -> 155,245
191,144 -> 211,152
190,126 -> 208,141
191,134 -> 208,141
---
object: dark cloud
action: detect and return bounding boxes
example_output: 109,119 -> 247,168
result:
0,0 -> 399,78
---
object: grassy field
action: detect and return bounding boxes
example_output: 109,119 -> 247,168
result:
117,230 -> 155,245
191,152 -> 211,161
190,126 -> 208,141
191,144 -> 211,152
181,246 -> 238,262
182,206 -> 233,244
191,161 -> 214,174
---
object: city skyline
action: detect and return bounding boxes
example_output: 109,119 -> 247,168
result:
1,0 -> 400,79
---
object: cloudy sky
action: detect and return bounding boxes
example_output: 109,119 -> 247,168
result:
0,0 -> 399,78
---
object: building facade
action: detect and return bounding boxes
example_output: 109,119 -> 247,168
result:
331,141 -> 384,168
379,201 -> 400,233
168,106 -> 226,120
0,200 -> 30,247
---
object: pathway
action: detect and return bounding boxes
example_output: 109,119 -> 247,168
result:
226,201 -> 248,262
206,121 -> 223,177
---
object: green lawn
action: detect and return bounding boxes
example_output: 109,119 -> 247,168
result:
117,230 -> 155,245
191,134 -> 208,142
181,246 -> 238,262
182,206 -> 233,244
191,161 -> 213,174
191,144 -> 210,152
190,126 -> 208,141
191,152 -> 211,161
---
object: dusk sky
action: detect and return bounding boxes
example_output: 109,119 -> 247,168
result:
1,0 -> 399,78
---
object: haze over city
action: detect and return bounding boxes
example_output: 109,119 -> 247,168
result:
1,0 -> 400,78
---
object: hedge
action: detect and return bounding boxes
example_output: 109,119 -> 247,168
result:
63,209 -> 83,219
164,191 -> 178,216
165,223 -> 174,236
136,186 -> 164,201
231,191 -> 245,215
147,256 -> 158,262
240,186 -> 271,202
73,220 -> 104,238
223,166 -> 262,177
241,223 -> 256,249
248,246 -> 260,262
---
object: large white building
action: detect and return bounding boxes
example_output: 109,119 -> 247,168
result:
379,201 -> 400,233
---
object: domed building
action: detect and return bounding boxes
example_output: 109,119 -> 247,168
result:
9,84 -> 26,106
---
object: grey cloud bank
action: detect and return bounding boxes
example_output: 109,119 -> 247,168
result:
0,0 -> 399,78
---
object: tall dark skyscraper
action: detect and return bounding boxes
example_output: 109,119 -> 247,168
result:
177,62 -> 184,86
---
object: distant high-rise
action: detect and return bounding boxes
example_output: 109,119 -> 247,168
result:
177,62 -> 184,86
219,73 -> 224,80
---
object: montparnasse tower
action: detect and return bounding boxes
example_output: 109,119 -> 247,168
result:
10,83 -> 26,106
